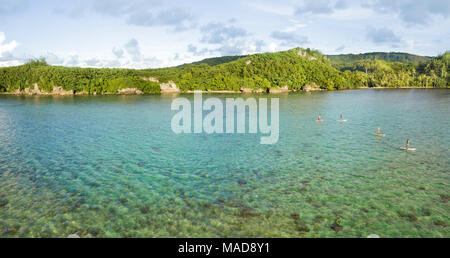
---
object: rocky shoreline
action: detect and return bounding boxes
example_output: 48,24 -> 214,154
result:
0,82 -> 443,96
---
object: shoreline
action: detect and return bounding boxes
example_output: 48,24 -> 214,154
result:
0,86 -> 447,96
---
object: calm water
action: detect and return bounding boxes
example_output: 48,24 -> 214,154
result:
0,89 -> 449,238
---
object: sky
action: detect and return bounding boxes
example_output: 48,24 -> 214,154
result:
0,0 -> 449,68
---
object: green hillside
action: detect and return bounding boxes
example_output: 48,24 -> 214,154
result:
178,55 -> 247,67
147,48 -> 353,91
328,52 -> 431,64
182,52 -> 432,68
146,48 -> 448,90
0,48 -> 448,94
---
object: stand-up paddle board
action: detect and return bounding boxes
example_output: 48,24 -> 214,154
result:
372,133 -> 386,137
338,120 -> 348,122
315,120 -> 324,123
400,147 -> 416,151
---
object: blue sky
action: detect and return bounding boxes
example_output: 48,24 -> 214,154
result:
0,0 -> 449,68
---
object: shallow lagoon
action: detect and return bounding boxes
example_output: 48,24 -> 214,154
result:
0,89 -> 449,237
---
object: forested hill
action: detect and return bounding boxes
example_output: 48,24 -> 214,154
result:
147,48 -> 345,91
177,55 -> 247,67
327,52 -> 432,64
180,52 -> 432,68
146,48 -> 448,90
0,48 -> 448,95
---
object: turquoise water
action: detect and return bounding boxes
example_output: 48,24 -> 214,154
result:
0,89 -> 449,238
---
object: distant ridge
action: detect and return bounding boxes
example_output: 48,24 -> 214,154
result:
177,55 -> 247,67
327,52 -> 432,64
184,52 -> 433,67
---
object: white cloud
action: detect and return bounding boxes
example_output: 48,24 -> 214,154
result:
43,52 -> 64,65
85,58 -> 101,66
185,21 -> 268,57
363,0 -> 450,25
295,0 -> 337,15
329,7 -> 375,20
0,32 -> 20,67
366,26 -> 402,47
65,55 -> 80,67
112,47 -> 124,59
200,23 -> 249,44
282,19 -> 308,32
0,32 -> 19,57
406,40 -> 415,51
244,1 -> 294,16
270,30 -> 309,47
0,0 -> 30,16
124,38 -> 141,61
335,45 -> 345,52
268,42 -> 278,52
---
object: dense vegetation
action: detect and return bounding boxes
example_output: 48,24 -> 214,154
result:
327,52 -> 431,64
177,55 -> 247,67
146,48 -> 449,90
0,58 -> 160,94
332,52 -> 449,87
147,48 -> 350,91
0,48 -> 448,94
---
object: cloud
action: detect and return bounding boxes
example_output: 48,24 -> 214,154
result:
53,0 -> 86,19
0,34 -> 161,68
293,0 -> 449,25
53,0 -> 194,31
295,0 -> 349,15
92,0 -> 162,16
245,1 -> 294,16
171,53 -> 181,61
110,38 -> 161,68
92,0 -> 134,16
188,38 -> 266,57
335,0 -> 349,9
283,19 -> 308,32
335,45 -> 346,52
214,41 -> 255,56
366,26 -> 402,47
187,21 -> 268,57
53,0 -> 162,18
105,59 -> 121,68
112,47 -> 124,59
0,58 -> 21,67
0,0 -> 29,16
43,52 -> 64,65
0,51 -> 15,61
187,44 -> 209,56
0,32 -> 19,58
363,0 -> 450,25
85,58 -> 101,66
156,8 -> 193,29
252,40 -> 266,52
270,31 -> 309,47
186,22 -> 264,57
0,50 -> 23,67
126,7 -> 194,31
65,55 -> 80,66
200,23 -> 249,44
124,38 -> 141,61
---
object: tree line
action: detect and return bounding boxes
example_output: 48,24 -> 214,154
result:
0,48 -> 448,94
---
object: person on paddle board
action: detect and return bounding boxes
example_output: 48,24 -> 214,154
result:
316,114 -> 324,122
